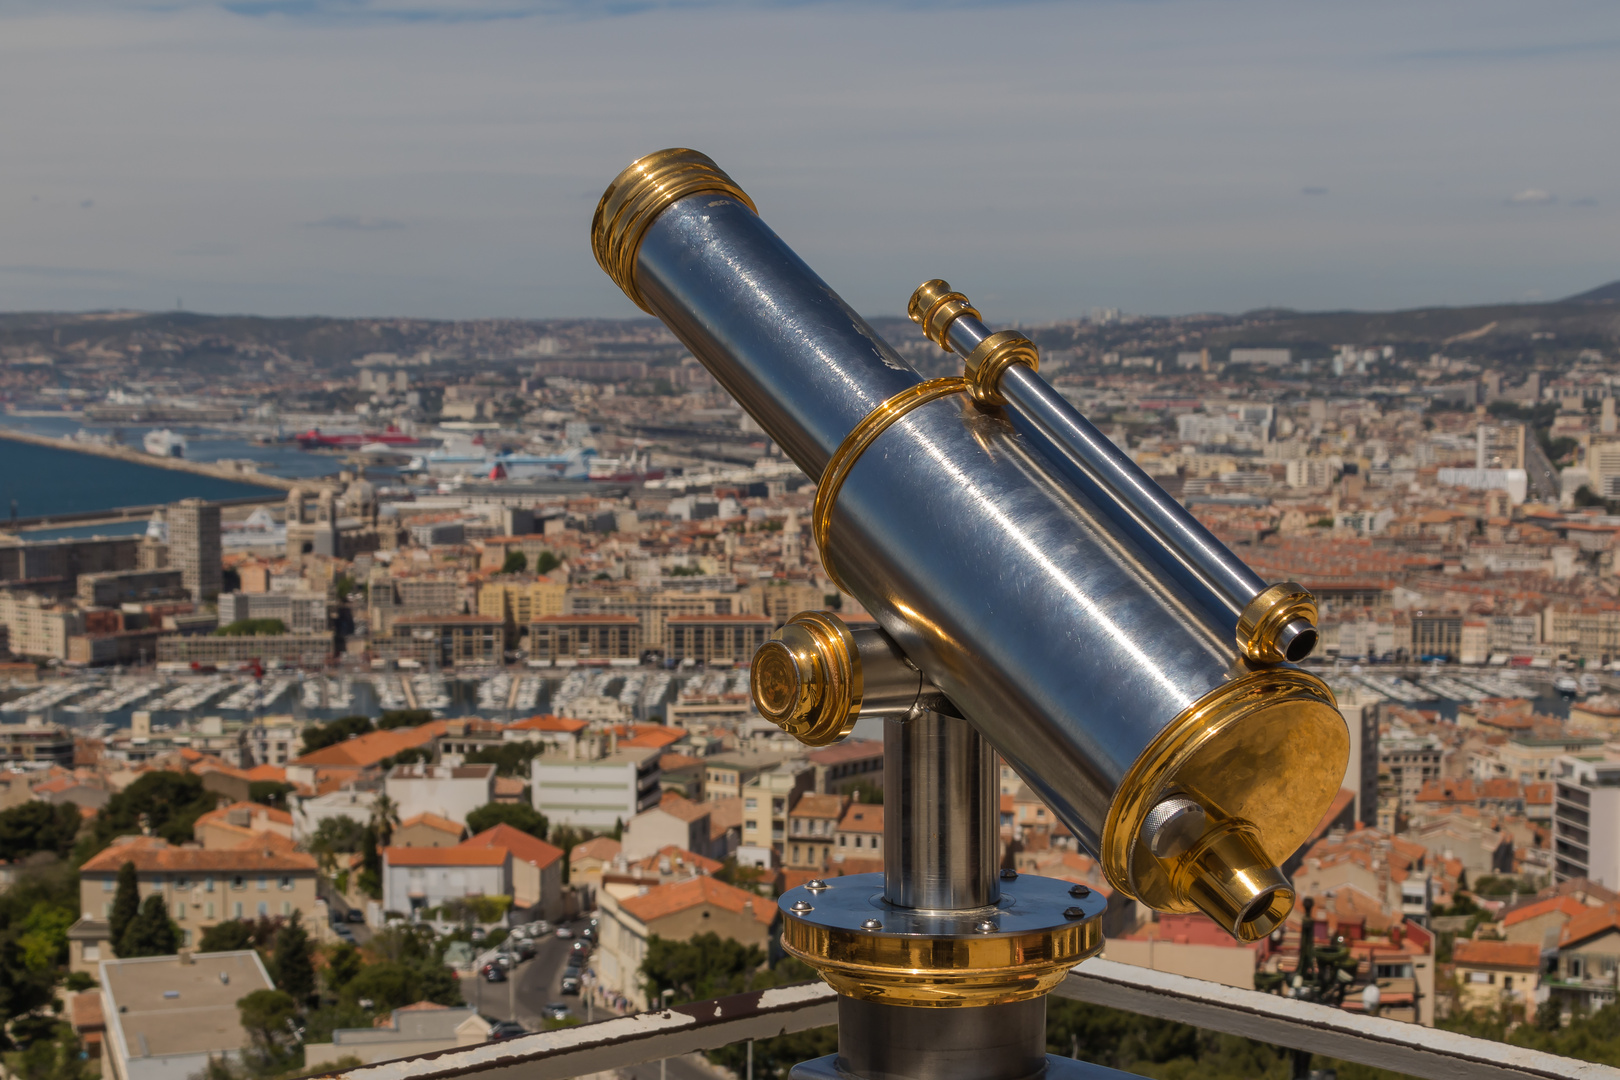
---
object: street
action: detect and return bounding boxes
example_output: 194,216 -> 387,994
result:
458,921 -> 594,1030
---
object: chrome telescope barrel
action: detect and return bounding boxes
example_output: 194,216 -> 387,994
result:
911,285 -> 1319,666
591,149 -> 1347,939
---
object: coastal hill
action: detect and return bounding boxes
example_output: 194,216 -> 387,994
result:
1,279 -> 1617,370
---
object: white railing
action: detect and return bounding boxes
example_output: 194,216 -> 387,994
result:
311,959 -> 1620,1080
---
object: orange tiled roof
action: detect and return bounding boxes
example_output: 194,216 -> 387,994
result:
292,722 -> 449,768
508,715 -> 589,734
399,812 -> 464,837
839,804 -> 883,833
618,875 -> 776,926
1452,940 -> 1542,970
1502,895 -> 1588,928
80,835 -> 315,874
790,793 -> 845,820
461,823 -> 563,870
196,801 -> 294,828
1560,902 -> 1620,948
654,792 -> 711,823
570,836 -> 622,863
629,845 -> 723,876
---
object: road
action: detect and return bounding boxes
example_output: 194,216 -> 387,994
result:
1523,432 -> 1561,503
458,922 -> 592,1030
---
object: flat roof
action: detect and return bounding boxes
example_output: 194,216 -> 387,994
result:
102,951 -> 272,1059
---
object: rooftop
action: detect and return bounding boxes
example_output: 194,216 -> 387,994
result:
101,951 -> 272,1059
81,835 -> 316,874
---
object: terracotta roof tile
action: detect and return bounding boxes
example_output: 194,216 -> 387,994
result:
618,875 -> 776,926
292,722 -> 449,768
461,824 -> 563,870
399,812 -> 465,837
838,805 -> 883,833
1502,895 -> 1588,928
1452,940 -> 1542,969
508,715 -> 589,734
383,845 -> 509,868
80,835 -> 315,874
570,836 -> 622,862
1560,902 -> 1620,948
654,792 -> 711,823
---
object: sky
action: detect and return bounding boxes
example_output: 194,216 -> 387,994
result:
0,0 -> 1616,321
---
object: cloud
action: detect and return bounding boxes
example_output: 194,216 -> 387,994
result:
305,215 -> 405,231
1507,189 -> 1557,205
1301,187 -> 1329,196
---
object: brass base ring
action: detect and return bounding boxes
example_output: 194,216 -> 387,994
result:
812,377 -> 968,592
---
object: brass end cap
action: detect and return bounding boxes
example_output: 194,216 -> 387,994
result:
749,611 -> 861,747
1237,582 -> 1319,664
591,148 -> 756,314
907,279 -> 980,352
1101,667 -> 1347,940
963,331 -> 1040,406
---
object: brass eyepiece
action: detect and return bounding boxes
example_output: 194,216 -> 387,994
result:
1164,817 -> 1294,942
1237,582 -> 1320,664
750,611 -> 861,747
591,148 -> 756,313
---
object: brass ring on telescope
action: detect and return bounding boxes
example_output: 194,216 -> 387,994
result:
1100,666 -> 1346,934
962,331 -> 1040,407
813,377 -> 969,592
1236,582 -> 1319,665
750,611 -> 862,747
591,148 -> 757,314
908,279 -> 981,352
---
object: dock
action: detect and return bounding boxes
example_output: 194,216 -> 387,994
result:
0,427 -> 300,492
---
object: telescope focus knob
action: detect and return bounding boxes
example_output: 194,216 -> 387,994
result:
751,612 -> 861,747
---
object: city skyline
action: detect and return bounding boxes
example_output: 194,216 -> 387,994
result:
1,0 -> 1616,320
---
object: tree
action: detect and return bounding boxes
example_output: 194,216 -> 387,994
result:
534,550 -> 560,575
300,715 -> 374,756
237,988 -> 299,1061
641,932 -> 770,1004
308,816 -> 368,876
198,919 -> 255,953
272,912 -> 315,1003
324,942 -> 363,996
0,801 -> 82,862
548,825 -> 589,884
92,772 -> 219,849
118,895 -> 178,958
464,740 -> 544,777
215,618 -> 288,637
500,551 -> 527,574
370,793 -> 401,848
377,709 -> 434,730
108,862 -> 140,949
838,778 -> 883,805
248,781 -> 296,809
465,802 -> 548,840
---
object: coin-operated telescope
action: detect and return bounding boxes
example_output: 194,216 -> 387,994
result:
593,150 -> 1347,1080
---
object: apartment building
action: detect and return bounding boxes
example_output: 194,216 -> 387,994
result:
532,746 -> 662,830
0,591 -> 85,659
218,590 -> 328,632
786,793 -> 846,871
738,761 -> 813,868
567,586 -> 751,647
385,763 -> 496,827
0,716 -> 75,767
664,613 -> 773,664
72,836 -> 319,970
76,569 -> 187,608
168,498 -> 222,602
385,614 -> 502,666
833,802 -> 883,867
156,632 -> 333,666
528,614 -> 642,662
99,952 -> 275,1080
1554,752 -> 1620,889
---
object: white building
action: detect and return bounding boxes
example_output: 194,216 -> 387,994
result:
290,785 -> 378,843
217,591 -> 328,633
240,714 -> 304,769
99,951 -> 274,1080
385,763 -> 495,828
622,794 -> 713,862
382,845 -> 510,915
533,747 -> 662,831
1553,751 -> 1620,889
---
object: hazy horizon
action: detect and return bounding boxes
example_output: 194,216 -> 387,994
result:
3,0 -> 1616,322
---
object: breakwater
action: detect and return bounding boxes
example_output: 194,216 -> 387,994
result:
0,428 -> 298,492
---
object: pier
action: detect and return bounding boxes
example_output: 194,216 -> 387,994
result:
0,427 -> 299,492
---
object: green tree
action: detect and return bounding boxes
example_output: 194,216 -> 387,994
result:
534,550 -> 560,575
300,715 -> 374,756
464,802 -> 548,840
117,895 -> 178,958
108,862 -> 140,949
838,778 -> 884,805
0,935 -> 56,1049
4,1020 -> 92,1080
547,825 -> 589,884
17,901 -> 74,972
377,709 -> 434,730
248,781 -> 296,809
308,816 -> 368,877
91,772 -> 219,849
463,740 -> 544,777
214,618 -> 288,637
641,932 -> 770,1003
500,551 -> 527,574
323,942 -> 363,995
0,802 -> 82,862
712,857 -> 766,892
237,988 -> 299,1063
198,919 -> 255,953
272,912 -> 315,1003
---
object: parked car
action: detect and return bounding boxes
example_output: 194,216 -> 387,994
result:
346,909 -> 365,923
509,938 -> 536,961
488,1020 -> 527,1041
543,1002 -> 571,1021
554,926 -> 574,939
560,975 -> 581,995
489,954 -> 513,971
571,941 -> 590,956
334,925 -> 355,942
480,963 -> 507,982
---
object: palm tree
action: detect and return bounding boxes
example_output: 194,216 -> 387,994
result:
369,792 -> 401,848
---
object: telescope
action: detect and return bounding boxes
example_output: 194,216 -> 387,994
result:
592,149 -> 1347,1080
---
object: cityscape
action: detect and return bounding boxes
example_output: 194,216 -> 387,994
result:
3,276 -> 1620,1076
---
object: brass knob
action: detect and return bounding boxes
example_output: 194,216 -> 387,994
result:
750,611 -> 862,747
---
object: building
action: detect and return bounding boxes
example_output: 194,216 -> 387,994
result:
786,792 -> 846,871
746,581 -> 823,627
663,613 -> 773,664
191,802 -> 294,850
1549,903 -> 1620,1017
528,614 -> 643,663
567,586 -> 752,649
385,614 -> 502,667
460,823 -> 566,920
1411,614 -> 1463,661
1452,940 -> 1542,1021
72,836 -> 319,970
833,802 -> 883,868
289,785 -> 378,843
385,763 -> 496,828
305,1003 -> 492,1070
479,577 -> 567,642
381,845 -> 510,914
0,591 -> 85,659
0,533 -> 138,583
167,499 -> 222,603
623,792 -> 714,862
240,715 -> 303,768
99,951 -> 275,1080
393,813 -> 466,848
700,750 -> 794,802
0,716 -> 75,766
1379,728 -> 1445,811
1554,752 -> 1620,888
532,746 -> 661,831
217,591 -> 328,633
155,632 -> 333,666
595,875 -> 778,1011
77,569 -> 187,608
739,761 -> 814,867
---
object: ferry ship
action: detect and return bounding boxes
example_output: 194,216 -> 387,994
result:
142,429 -> 187,458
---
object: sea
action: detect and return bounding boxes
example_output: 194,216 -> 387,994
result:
0,413 -> 352,522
